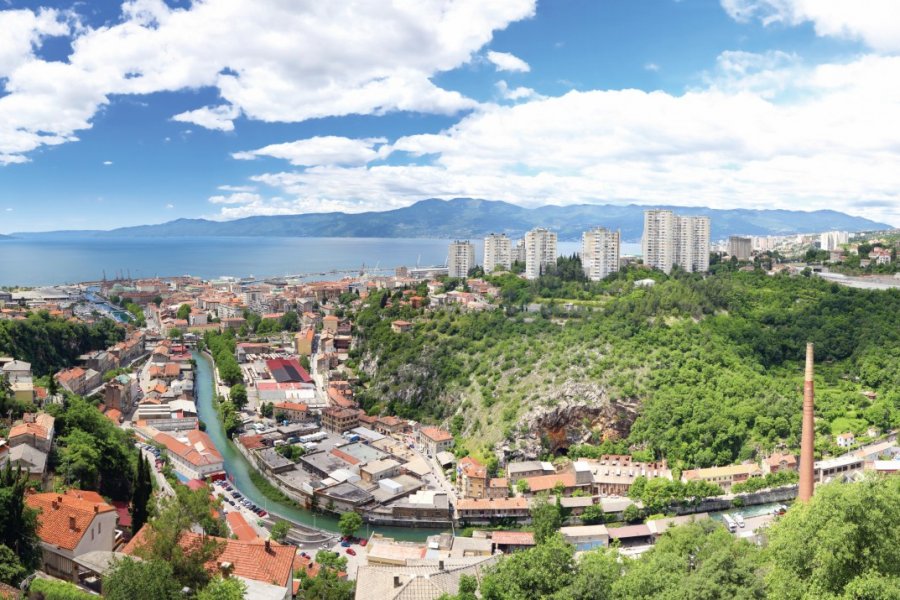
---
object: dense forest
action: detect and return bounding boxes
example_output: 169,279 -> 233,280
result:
0,311 -> 124,375
351,267 -> 900,467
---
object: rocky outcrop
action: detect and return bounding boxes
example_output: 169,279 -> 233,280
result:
496,381 -> 640,461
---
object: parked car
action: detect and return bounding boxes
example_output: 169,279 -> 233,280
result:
340,541 -> 351,547
359,539 -> 367,547
345,548 -> 356,556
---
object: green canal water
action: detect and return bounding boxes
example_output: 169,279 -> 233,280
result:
193,351 -> 438,542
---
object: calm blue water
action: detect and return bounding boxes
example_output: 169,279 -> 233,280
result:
0,236 -> 641,286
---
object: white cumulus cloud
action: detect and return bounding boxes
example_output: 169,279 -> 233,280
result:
233,137 -> 389,167
486,50 -> 531,72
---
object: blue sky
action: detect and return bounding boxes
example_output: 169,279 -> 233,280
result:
1,0 -> 899,233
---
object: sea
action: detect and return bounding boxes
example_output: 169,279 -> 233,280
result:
0,236 -> 642,286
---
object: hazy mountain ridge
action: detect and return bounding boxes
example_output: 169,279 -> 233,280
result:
9,198 -> 892,241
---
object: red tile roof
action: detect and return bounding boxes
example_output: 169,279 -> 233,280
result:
154,430 -> 223,468
491,531 -> 535,546
238,435 -> 267,451
420,426 -> 452,443
125,527 -> 295,586
26,491 -> 116,550
524,472 -> 577,493
274,401 -> 308,412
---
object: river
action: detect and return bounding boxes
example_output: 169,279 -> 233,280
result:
193,350 -> 438,542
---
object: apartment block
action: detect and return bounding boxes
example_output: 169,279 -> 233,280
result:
448,240 -> 476,279
642,210 -> 710,274
483,233 -> 512,273
581,227 -> 621,281
524,228 -> 557,280
727,236 -> 752,260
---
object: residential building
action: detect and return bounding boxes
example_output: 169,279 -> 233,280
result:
354,555 -> 499,600
506,461 -> 555,481
728,236 -> 752,260
153,430 -> 224,480
55,367 -> 101,396
456,497 -> 529,521
8,412 -> 55,453
448,241 -> 476,279
483,233 -> 512,273
514,238 -> 526,265
524,228 -> 557,280
836,432 -> 856,448
294,328 -> 315,356
682,463 -> 762,492
322,314 -> 340,334
418,426 -> 453,456
2,444 -> 48,481
458,457 -> 488,499
819,230 -> 849,251
26,490 -> 118,581
391,320 -> 413,334
763,452 -> 798,474
560,525 -> 610,551
322,407 -> 360,433
642,210 -> 710,274
360,458 -> 402,483
583,455 -> 672,496
581,227 -> 621,281
273,401 -> 308,422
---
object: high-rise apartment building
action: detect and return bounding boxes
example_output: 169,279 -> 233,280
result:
728,236 -> 752,261
483,233 -> 512,273
514,238 -> 526,265
642,210 -> 710,274
819,231 -> 849,251
524,228 -> 557,280
448,240 -> 476,279
581,227 -> 621,281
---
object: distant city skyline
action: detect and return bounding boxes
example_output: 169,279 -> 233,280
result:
2,1 -> 900,232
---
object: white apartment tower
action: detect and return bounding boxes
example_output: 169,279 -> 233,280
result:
448,240 -> 476,278
819,231 -> 849,251
642,210 -> 710,274
483,233 -> 512,273
524,228 -> 558,280
728,236 -> 752,260
514,238 -> 527,265
581,227 -> 621,281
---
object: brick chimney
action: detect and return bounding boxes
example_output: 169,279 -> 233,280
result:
264,539 -> 271,552
393,575 -> 401,588
798,343 -> 816,503
69,515 -> 77,530
218,561 -> 233,578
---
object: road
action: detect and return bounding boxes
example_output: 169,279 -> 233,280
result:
139,446 -> 175,498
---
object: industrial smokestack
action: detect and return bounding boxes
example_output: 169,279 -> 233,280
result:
798,343 -> 815,502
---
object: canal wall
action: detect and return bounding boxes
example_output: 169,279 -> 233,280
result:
672,485 -> 798,516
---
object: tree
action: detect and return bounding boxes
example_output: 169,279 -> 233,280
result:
260,402 -> 274,418
580,503 -> 606,525
196,576 -> 247,600
152,295 -> 164,306
229,384 -> 248,411
297,566 -> 355,600
58,429 -> 101,489
103,557 -> 181,600
0,464 -> 41,571
529,494 -> 562,545
132,455 -> 153,536
270,520 -> 290,542
480,534 -> 576,600
765,476 -> 900,600
564,548 -> 619,600
515,479 -> 530,495
613,520 -> 763,600
0,543 -> 27,587
177,304 -> 192,321
338,511 -> 363,538
28,578 -> 96,599
622,504 -> 644,524
168,327 -> 183,340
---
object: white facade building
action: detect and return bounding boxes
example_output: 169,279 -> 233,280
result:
728,236 -> 752,261
819,231 -> 849,251
524,228 -> 558,280
448,240 -> 476,279
642,210 -> 710,274
581,228 -> 621,281
483,234 -> 512,273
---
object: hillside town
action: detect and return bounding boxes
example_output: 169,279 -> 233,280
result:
1,219 -> 899,600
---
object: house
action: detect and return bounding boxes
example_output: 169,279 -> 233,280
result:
375,416 -> 405,435
273,401 -> 309,422
391,320 -> 413,334
489,531 -> 536,553
294,328 -> 315,356
153,430 -> 224,480
868,248 -> 892,264
506,461 -> 555,482
2,444 -> 48,481
458,457 -> 488,499
836,432 -> 856,448
682,463 -> 762,492
360,459 -> 402,483
583,455 -> 672,496
455,497 -> 529,521
418,426 -> 453,456
559,525 -> 610,551
763,452 -> 798,474
354,555 -> 499,600
8,412 -> 55,453
322,314 -> 340,333
25,490 -> 118,581
321,407 -> 360,433
125,528 -> 296,600
55,367 -> 101,396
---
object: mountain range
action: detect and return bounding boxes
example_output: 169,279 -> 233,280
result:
8,198 -> 892,242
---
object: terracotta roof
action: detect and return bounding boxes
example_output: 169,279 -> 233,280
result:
9,422 -> 49,441
154,430 -> 223,468
491,531 -> 535,546
524,472 -> 577,493
420,426 -> 452,443
104,409 -> 123,423
56,367 -> 85,382
125,527 -> 295,586
274,401 -> 308,412
456,497 -> 528,511
226,511 -> 259,541
26,491 -> 115,550
238,435 -> 267,451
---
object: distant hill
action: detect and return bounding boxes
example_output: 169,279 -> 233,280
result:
12,198 -> 892,242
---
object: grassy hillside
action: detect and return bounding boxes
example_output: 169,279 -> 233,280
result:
349,267 -> 900,468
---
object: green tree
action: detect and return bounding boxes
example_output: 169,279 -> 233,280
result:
314,550 -> 348,572
622,504 -> 644,524
530,494 -> 562,545
563,548 -> 619,600
28,578 -> 96,599
765,477 -> 900,600
480,534 -> 576,600
0,543 -> 27,587
229,384 -> 248,411
260,402 -> 274,418
297,566 -> 355,600
177,304 -> 192,321
338,511 -> 363,538
58,429 -> 101,489
613,519 -> 763,600
270,520 -> 290,542
103,557 -> 181,600
132,455 -> 153,536
0,464 -> 41,572
196,576 -> 247,600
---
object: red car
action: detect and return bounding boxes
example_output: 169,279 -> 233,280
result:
359,539 -> 367,547
345,548 -> 356,556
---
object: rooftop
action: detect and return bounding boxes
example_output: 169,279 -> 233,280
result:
25,490 -> 116,550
